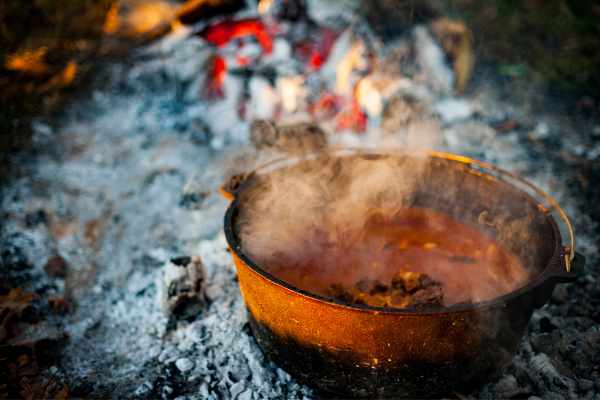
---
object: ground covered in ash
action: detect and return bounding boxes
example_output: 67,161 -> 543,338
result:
2,6 -> 600,400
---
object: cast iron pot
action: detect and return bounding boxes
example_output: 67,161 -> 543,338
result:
222,150 -> 584,398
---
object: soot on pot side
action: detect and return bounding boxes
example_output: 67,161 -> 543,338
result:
236,154 -> 533,308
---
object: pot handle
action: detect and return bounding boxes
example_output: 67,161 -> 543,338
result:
548,251 -> 585,283
219,171 -> 257,202
219,186 -> 236,202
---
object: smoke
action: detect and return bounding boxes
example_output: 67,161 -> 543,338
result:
236,152 -> 428,256
228,121 -> 547,307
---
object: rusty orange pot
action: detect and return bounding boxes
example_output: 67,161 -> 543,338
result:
222,151 -> 584,398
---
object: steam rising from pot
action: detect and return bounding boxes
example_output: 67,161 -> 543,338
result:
229,122 -> 549,307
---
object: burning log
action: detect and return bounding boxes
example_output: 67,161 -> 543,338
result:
177,0 -> 245,25
430,18 -> 474,93
103,0 -> 176,39
293,26 -> 340,71
249,119 -> 327,153
197,17 -> 275,100
159,256 -> 208,325
197,18 -> 273,54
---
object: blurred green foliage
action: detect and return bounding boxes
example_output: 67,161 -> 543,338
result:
0,0 -> 112,60
444,0 -> 600,94
0,0 -> 113,173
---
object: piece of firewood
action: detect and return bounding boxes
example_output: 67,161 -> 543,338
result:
177,0 -> 245,25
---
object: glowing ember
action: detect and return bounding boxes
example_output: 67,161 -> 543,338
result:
5,47 -> 49,75
40,60 -> 78,91
194,1 -> 463,134
127,2 -> 174,34
335,100 -> 367,133
198,18 -> 273,54
103,1 -> 175,37
257,0 -> 274,16
295,27 -> 339,71
203,55 -> 227,99
103,4 -> 120,34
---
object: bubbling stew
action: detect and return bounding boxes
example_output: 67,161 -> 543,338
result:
259,208 -> 529,308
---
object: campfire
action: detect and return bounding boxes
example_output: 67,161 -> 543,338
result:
167,0 -> 467,138
1,0 -> 597,399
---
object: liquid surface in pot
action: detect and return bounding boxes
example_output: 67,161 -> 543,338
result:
260,208 -> 529,307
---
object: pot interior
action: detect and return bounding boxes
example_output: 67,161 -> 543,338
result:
231,153 -> 559,308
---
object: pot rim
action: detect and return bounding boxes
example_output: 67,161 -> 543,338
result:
223,149 -> 573,316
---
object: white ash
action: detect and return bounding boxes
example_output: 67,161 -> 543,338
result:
159,256 -> 208,323
434,97 -> 474,123
175,358 -> 195,373
413,25 -> 454,94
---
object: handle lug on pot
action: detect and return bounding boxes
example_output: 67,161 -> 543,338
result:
219,186 -> 236,202
551,251 -> 585,283
220,171 -> 256,202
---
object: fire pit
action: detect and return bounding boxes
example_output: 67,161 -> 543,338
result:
223,150 -> 584,398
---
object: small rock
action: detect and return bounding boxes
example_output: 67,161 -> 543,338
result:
175,357 -> 194,373
43,255 -> 69,279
